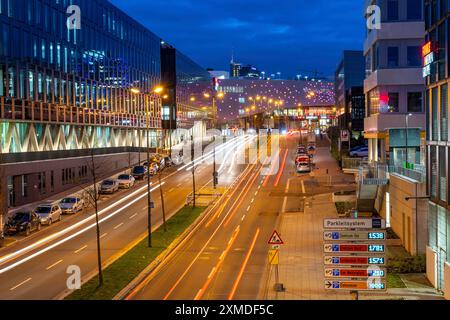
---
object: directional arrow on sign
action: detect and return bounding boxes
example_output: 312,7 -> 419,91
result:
325,281 -> 332,289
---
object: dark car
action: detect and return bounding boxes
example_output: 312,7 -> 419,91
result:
5,212 -> 41,236
132,166 -> 148,180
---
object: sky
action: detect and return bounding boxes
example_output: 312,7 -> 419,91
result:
109,0 -> 365,79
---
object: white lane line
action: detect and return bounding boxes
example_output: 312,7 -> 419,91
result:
246,206 -> 251,212
0,182 -> 164,269
208,267 -> 217,279
10,278 -> 32,291
74,245 -> 87,254
254,191 -> 259,196
46,259 -> 63,271
241,215 -> 246,222
100,233 -> 108,239
251,198 -> 255,204
282,179 -> 291,214
301,180 -> 306,194
129,213 -> 138,220
114,223 -> 124,230
168,188 -> 175,193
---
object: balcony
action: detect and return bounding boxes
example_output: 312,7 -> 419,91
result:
364,21 -> 425,55
364,68 -> 425,93
364,113 -> 426,135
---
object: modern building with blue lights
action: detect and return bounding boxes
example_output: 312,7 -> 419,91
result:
0,0 -> 210,210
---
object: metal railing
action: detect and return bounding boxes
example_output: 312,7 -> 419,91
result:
388,165 -> 426,183
358,163 -> 389,185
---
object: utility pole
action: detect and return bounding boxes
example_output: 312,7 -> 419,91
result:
147,101 -> 153,248
213,136 -> 218,189
191,135 -> 196,208
0,151 -> 5,246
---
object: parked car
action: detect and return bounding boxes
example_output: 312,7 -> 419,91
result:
117,174 -> 135,189
132,166 -> 148,180
59,197 -> 85,215
4,212 -> 42,236
99,179 -> 120,194
148,163 -> 159,176
350,146 -> 369,157
34,204 -> 63,226
164,156 -> 174,168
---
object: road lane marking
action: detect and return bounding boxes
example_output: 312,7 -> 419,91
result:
0,183 -> 165,274
228,228 -> 260,300
129,213 -> 138,220
262,149 -> 281,187
114,223 -> 124,230
282,179 -> 291,213
246,206 -> 251,212
274,149 -> 289,187
251,198 -> 255,203
74,245 -> 88,254
195,226 -> 241,300
100,233 -> 108,239
301,180 -> 306,194
254,191 -> 258,196
241,215 -> 246,221
10,278 -> 32,291
46,259 -> 63,270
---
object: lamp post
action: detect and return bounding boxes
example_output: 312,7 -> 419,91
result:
406,113 -> 412,168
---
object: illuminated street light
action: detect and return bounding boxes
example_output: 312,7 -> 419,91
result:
154,86 -> 164,94
131,88 -> 140,94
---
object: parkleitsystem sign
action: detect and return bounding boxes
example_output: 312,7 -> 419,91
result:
323,218 -> 387,293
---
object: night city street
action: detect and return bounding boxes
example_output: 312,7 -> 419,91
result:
0,0 -> 449,317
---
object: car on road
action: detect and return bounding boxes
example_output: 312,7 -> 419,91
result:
34,204 -> 63,226
4,212 -> 42,236
99,179 -> 120,194
59,197 -> 84,215
117,174 -> 135,189
132,166 -> 148,180
164,156 -> 174,168
297,161 -> 311,173
350,146 -> 369,158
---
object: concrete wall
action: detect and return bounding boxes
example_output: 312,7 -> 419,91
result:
388,174 -> 428,255
445,262 -> 450,300
427,246 -> 438,289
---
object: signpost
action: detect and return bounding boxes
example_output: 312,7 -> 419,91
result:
323,217 -> 387,299
268,230 -> 284,292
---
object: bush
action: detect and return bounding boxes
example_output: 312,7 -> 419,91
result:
387,254 -> 426,274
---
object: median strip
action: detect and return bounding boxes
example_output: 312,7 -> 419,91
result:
65,206 -> 206,300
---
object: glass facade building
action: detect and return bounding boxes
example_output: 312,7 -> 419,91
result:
424,0 -> 450,293
1,0 -> 163,156
0,0 -> 210,208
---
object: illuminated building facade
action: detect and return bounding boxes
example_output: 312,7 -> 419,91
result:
0,0 -> 209,209
424,0 -> 450,299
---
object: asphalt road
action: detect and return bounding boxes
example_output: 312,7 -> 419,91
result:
128,133 -> 314,300
0,135 -> 252,300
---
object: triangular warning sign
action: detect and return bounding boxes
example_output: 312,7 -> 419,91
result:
268,230 -> 284,245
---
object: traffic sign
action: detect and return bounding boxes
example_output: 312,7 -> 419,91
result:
324,218 -> 386,230
268,250 -> 279,265
324,256 -> 386,266
324,244 -> 386,253
324,231 -> 386,241
271,244 -> 281,250
324,267 -> 387,279
324,280 -> 387,291
268,230 -> 284,245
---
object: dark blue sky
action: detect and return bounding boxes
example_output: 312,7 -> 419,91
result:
110,0 -> 365,78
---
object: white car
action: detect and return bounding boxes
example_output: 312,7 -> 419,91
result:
297,162 -> 311,173
34,204 -> 63,225
99,179 -> 120,194
117,174 -> 135,189
59,197 -> 85,215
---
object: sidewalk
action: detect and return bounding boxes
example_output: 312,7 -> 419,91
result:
265,193 -> 351,300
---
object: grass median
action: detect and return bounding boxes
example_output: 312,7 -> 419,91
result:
66,206 -> 206,300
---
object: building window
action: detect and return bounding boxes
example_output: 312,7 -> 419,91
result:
430,146 -> 438,199
38,172 -> 46,195
441,84 -> 448,141
388,47 -> 399,67
50,171 -> 54,193
407,0 -> 422,20
388,92 -> 399,112
439,147 -> 447,202
387,0 -> 399,21
21,175 -> 28,198
407,46 -> 421,67
432,87 -> 439,140
407,92 -> 423,113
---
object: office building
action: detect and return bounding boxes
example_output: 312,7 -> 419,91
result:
334,50 -> 366,134
0,0 -> 210,212
424,0 -> 450,299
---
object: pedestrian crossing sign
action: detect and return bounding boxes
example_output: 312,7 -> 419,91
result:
268,230 -> 284,245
